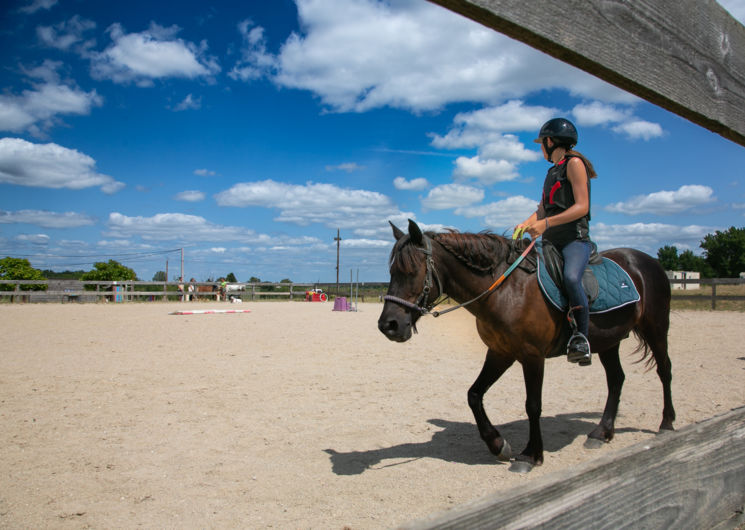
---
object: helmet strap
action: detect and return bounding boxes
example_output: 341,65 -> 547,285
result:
542,137 -> 558,162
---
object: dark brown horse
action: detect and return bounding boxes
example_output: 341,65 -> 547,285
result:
378,220 -> 675,472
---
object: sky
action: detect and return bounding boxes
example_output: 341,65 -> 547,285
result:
2,0 -> 745,283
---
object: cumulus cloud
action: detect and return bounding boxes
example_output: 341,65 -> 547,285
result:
173,93 -> 201,111
106,212 -> 264,242
194,168 -> 216,176
0,60 -> 102,134
269,0 -> 631,113
214,179 -> 409,234
228,19 -> 276,82
606,185 -> 716,215
393,176 -> 429,191
612,120 -> 664,140
421,183 -> 484,210
174,190 -> 206,202
453,156 -> 518,185
592,222 -> 716,252
91,22 -> 220,85
0,137 -> 124,193
0,209 -> 95,228
36,15 -> 96,54
455,195 -> 538,229
18,0 -> 57,14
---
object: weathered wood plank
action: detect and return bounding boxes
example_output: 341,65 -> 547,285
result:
427,0 -> 745,147
403,406 -> 745,529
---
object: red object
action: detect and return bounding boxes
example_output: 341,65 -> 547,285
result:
305,291 -> 328,302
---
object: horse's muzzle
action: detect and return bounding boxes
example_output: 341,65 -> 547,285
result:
377,313 -> 412,342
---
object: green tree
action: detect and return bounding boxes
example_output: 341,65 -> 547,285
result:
249,276 -> 261,283
81,260 -> 138,282
657,245 -> 679,271
677,250 -> 710,276
700,227 -> 745,277
226,272 -> 237,283
152,271 -> 167,281
0,257 -> 46,291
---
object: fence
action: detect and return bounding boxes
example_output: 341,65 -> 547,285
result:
0,280 -> 319,303
668,278 -> 745,310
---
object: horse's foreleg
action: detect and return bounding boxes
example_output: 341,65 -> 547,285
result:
467,349 -> 514,461
588,345 -> 625,446
513,358 -> 545,471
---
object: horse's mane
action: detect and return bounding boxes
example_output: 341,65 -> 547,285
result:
390,230 -> 510,275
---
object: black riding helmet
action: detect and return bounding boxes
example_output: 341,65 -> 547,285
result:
534,118 -> 578,160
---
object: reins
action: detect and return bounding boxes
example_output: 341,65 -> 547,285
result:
384,235 -> 536,318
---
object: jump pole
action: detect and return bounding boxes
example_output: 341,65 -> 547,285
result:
169,309 -> 252,315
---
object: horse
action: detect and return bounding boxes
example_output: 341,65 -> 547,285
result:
377,220 -> 675,472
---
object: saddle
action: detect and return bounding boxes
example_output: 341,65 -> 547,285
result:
533,240 -> 641,314
541,240 -> 602,305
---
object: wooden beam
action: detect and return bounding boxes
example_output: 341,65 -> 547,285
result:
428,0 -> 745,147
403,406 -> 745,529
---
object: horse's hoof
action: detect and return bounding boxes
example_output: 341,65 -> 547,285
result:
584,437 -> 605,449
509,460 -> 534,474
497,439 -> 511,462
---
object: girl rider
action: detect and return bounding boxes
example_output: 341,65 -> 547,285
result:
516,118 -> 597,366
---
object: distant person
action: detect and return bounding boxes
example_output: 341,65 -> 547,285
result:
515,118 -> 597,366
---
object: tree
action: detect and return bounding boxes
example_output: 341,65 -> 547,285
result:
280,278 -> 291,283
152,271 -> 167,281
226,272 -> 237,283
677,250 -> 711,277
81,260 -> 138,282
0,257 -> 46,291
657,245 -> 679,271
700,227 -> 745,278
249,276 -> 261,283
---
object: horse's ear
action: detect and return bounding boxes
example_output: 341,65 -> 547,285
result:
408,219 -> 423,246
389,221 -> 405,241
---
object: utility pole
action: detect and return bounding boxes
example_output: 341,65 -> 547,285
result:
180,248 -> 184,282
334,229 -> 342,295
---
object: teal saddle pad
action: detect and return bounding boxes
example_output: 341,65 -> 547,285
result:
536,243 -> 641,314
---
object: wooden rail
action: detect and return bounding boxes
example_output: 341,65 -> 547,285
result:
404,406 -> 745,529
669,278 -> 745,310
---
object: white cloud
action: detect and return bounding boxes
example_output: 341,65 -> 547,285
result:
0,209 -> 95,228
572,101 -> 629,127
91,22 -> 220,85
173,93 -> 201,111
0,60 -> 102,134
453,156 -> 518,185
612,120 -> 664,140
106,212 -> 263,242
270,0 -> 631,113
421,183 -> 484,210
15,233 -> 50,245
325,162 -> 363,172
36,15 -> 96,53
0,138 -> 124,193
393,176 -> 429,191
606,185 -> 716,215
174,190 -> 206,202
194,168 -> 216,176
719,0 -> 745,24
18,0 -> 57,14
455,195 -> 537,229
214,179 -> 408,234
592,222 -> 716,253
228,19 -> 276,82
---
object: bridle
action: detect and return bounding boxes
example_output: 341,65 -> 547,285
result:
384,233 -> 537,319
383,234 -> 444,317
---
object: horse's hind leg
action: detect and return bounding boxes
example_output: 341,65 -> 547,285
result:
467,349 -> 514,461
640,323 -> 676,431
588,344 -> 625,446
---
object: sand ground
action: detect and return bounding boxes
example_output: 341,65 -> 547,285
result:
0,302 -> 743,529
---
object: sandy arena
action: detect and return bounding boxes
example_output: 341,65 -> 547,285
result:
1,302 -> 743,528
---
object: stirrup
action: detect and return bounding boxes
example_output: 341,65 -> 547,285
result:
567,332 -> 591,366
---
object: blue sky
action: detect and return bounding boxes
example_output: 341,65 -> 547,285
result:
2,0 -> 745,283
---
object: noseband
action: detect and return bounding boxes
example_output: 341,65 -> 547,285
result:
383,235 -> 443,317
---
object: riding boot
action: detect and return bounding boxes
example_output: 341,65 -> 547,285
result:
566,306 -> 591,366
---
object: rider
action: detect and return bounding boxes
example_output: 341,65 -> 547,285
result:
516,118 -> 597,366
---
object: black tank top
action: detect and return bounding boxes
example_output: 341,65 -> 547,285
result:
540,155 -> 591,248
